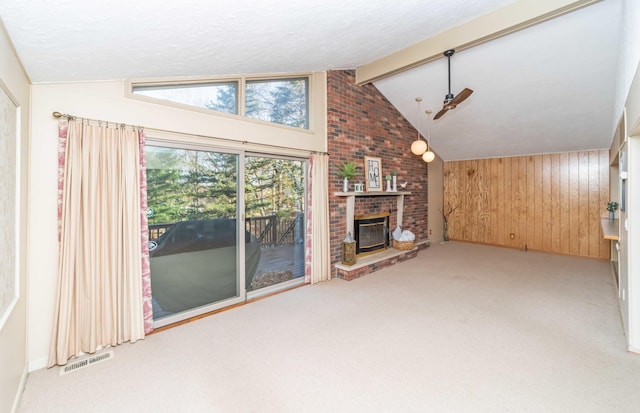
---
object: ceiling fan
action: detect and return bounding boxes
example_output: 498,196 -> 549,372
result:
434,49 -> 473,120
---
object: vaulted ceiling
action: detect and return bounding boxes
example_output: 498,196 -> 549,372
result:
0,0 -> 622,160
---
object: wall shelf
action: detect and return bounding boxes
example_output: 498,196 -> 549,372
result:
601,218 -> 619,241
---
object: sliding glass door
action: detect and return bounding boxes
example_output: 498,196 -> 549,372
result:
245,155 -> 306,293
145,144 -> 307,326
146,145 -> 246,325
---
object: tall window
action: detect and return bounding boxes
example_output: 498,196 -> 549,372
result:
245,155 -> 306,291
146,145 -> 243,322
145,145 -> 307,325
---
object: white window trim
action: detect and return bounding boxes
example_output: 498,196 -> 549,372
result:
125,72 -> 315,133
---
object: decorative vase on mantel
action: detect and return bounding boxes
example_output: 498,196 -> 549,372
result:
343,178 -> 349,192
609,211 -> 615,221
392,176 -> 397,192
386,179 -> 392,192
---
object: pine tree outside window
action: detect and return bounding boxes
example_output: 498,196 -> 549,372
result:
245,78 -> 309,129
133,81 -> 238,114
130,76 -> 310,130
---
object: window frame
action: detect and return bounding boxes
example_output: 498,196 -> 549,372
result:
126,73 -> 314,132
132,80 -> 240,115
244,76 -> 310,129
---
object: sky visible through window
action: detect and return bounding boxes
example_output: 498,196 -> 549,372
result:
133,77 -> 309,129
134,82 -> 238,114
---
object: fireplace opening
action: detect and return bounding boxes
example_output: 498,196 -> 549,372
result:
354,212 -> 390,256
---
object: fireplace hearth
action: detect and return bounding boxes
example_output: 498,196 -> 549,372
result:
334,191 -> 425,281
354,212 -> 390,256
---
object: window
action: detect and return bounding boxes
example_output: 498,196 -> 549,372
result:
146,144 -> 307,325
133,81 -> 238,114
245,155 -> 306,291
130,75 -> 310,129
246,78 -> 309,129
146,145 -> 242,322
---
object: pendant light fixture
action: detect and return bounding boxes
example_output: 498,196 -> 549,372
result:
410,97 -> 427,156
422,109 -> 435,163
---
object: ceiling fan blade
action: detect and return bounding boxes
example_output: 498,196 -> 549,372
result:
451,88 -> 473,105
433,107 -> 448,120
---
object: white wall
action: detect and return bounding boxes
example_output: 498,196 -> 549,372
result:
27,75 -> 327,370
610,0 -> 640,352
427,154 -> 444,243
613,0 -> 640,132
624,64 -> 640,351
0,21 -> 30,413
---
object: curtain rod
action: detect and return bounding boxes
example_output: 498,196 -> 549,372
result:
52,111 -> 138,129
52,111 -> 329,155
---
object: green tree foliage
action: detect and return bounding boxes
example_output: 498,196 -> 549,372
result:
146,147 -> 188,224
245,157 -> 304,217
194,152 -> 238,218
245,157 -> 274,216
146,148 -> 304,225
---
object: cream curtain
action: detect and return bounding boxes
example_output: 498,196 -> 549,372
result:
49,119 -> 146,367
305,153 -> 331,284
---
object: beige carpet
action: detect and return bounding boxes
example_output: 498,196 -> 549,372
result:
18,242 -> 640,413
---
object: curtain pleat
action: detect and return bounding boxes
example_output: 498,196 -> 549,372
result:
49,119 -> 145,367
305,153 -> 331,284
304,156 -> 314,283
138,131 -> 154,334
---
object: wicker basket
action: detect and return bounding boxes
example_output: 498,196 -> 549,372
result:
393,239 -> 415,250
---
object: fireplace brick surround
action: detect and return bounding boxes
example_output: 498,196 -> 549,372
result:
327,70 -> 429,279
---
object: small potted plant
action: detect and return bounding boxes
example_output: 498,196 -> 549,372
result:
385,174 -> 392,192
606,201 -> 619,220
338,160 -> 358,192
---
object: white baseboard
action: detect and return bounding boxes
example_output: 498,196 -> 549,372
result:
628,345 -> 640,355
28,356 -> 48,372
11,365 -> 28,413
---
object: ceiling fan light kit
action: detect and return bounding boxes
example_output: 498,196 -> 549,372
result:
434,49 -> 473,120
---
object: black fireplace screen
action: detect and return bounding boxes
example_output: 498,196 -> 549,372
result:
354,213 -> 389,256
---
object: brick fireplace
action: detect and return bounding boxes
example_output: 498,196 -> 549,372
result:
327,70 -> 429,280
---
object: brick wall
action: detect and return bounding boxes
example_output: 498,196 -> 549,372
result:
327,70 -> 428,275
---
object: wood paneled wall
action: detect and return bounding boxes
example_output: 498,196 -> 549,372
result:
443,151 -> 610,259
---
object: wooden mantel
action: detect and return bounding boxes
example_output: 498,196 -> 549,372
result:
334,191 -> 411,236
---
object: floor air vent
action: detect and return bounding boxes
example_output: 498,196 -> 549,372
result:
59,350 -> 114,376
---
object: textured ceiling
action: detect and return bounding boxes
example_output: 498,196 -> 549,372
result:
0,0 -> 622,160
0,0 -> 517,82
375,0 -> 621,160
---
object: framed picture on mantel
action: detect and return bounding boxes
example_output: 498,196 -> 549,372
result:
364,156 -> 382,192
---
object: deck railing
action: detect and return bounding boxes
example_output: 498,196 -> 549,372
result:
148,223 -> 174,241
148,212 -> 304,247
